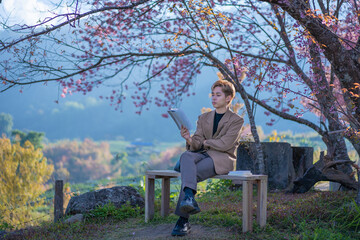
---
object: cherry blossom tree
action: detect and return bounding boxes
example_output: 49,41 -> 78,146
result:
0,0 -> 269,173
248,0 -> 360,166
1,0 -> 359,176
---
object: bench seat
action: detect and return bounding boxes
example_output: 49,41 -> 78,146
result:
145,170 -> 267,232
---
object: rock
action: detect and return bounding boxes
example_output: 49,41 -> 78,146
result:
65,186 -> 144,215
65,214 -> 84,224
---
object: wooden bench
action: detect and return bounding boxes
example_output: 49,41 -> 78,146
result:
145,170 -> 267,232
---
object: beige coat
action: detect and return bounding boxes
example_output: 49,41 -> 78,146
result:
186,109 -> 244,175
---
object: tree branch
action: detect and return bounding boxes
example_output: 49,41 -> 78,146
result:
0,0 -> 152,52
0,49 -> 202,91
247,93 -> 326,135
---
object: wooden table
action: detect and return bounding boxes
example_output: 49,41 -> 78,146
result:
145,170 -> 267,232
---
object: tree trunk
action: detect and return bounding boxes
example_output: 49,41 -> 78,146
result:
347,136 -> 360,158
235,87 -> 265,174
290,151 -> 358,193
215,64 -> 266,174
356,171 -> 360,206
322,133 -> 354,177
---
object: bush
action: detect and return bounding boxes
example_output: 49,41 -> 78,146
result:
0,137 -> 53,230
205,179 -> 233,194
43,139 -> 113,182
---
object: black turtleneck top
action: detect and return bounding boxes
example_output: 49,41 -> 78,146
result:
213,112 -> 225,136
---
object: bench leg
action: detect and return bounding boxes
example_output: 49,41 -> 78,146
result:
242,180 -> 253,232
161,177 -> 170,217
256,179 -> 267,228
145,175 -> 155,222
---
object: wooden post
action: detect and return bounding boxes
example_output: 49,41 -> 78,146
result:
54,180 -> 64,223
242,180 -> 253,232
145,175 -> 155,222
161,177 -> 171,217
256,178 -> 267,228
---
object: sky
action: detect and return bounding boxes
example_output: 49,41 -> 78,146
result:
0,0 -> 57,27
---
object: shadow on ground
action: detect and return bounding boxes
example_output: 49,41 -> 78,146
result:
107,223 -> 237,239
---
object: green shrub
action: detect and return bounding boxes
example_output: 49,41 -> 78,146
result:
0,215 -> 13,231
205,179 -> 232,194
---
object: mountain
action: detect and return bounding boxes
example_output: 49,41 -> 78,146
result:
0,68 -> 316,142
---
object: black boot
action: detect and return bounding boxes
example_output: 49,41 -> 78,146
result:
171,217 -> 191,236
179,187 -> 201,215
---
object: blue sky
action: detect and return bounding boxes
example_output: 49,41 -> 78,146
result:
0,0 -> 59,27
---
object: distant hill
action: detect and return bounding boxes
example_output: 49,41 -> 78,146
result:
0,68 -> 316,142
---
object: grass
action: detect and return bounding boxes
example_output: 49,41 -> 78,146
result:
3,179 -> 360,240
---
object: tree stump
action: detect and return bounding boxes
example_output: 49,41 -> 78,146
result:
237,142 -> 295,190
292,146 -> 313,180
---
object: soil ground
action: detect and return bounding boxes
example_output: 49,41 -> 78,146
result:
104,223 -> 237,240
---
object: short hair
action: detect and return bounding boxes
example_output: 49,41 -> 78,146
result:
211,80 -> 236,101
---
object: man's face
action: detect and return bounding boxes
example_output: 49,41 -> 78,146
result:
211,86 -> 231,109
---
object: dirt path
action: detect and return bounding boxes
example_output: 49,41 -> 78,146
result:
104,223 -> 237,240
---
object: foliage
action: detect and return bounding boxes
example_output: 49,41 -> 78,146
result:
109,151 -> 149,177
85,202 -> 142,222
43,138 -> 113,183
110,151 -> 131,176
0,113 -> 13,137
11,130 -> 45,149
148,145 -> 184,170
266,130 -> 285,142
0,137 -> 53,230
204,179 -> 233,195
0,215 -> 13,231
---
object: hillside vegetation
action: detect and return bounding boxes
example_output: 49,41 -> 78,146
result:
2,181 -> 360,240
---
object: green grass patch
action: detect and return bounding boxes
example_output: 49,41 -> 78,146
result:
85,202 -> 143,222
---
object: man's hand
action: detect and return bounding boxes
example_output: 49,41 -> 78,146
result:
181,125 -> 192,144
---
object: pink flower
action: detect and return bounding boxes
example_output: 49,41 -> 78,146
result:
161,113 -> 169,118
61,93 -> 66,98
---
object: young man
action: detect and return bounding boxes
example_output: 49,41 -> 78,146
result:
171,80 -> 244,236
